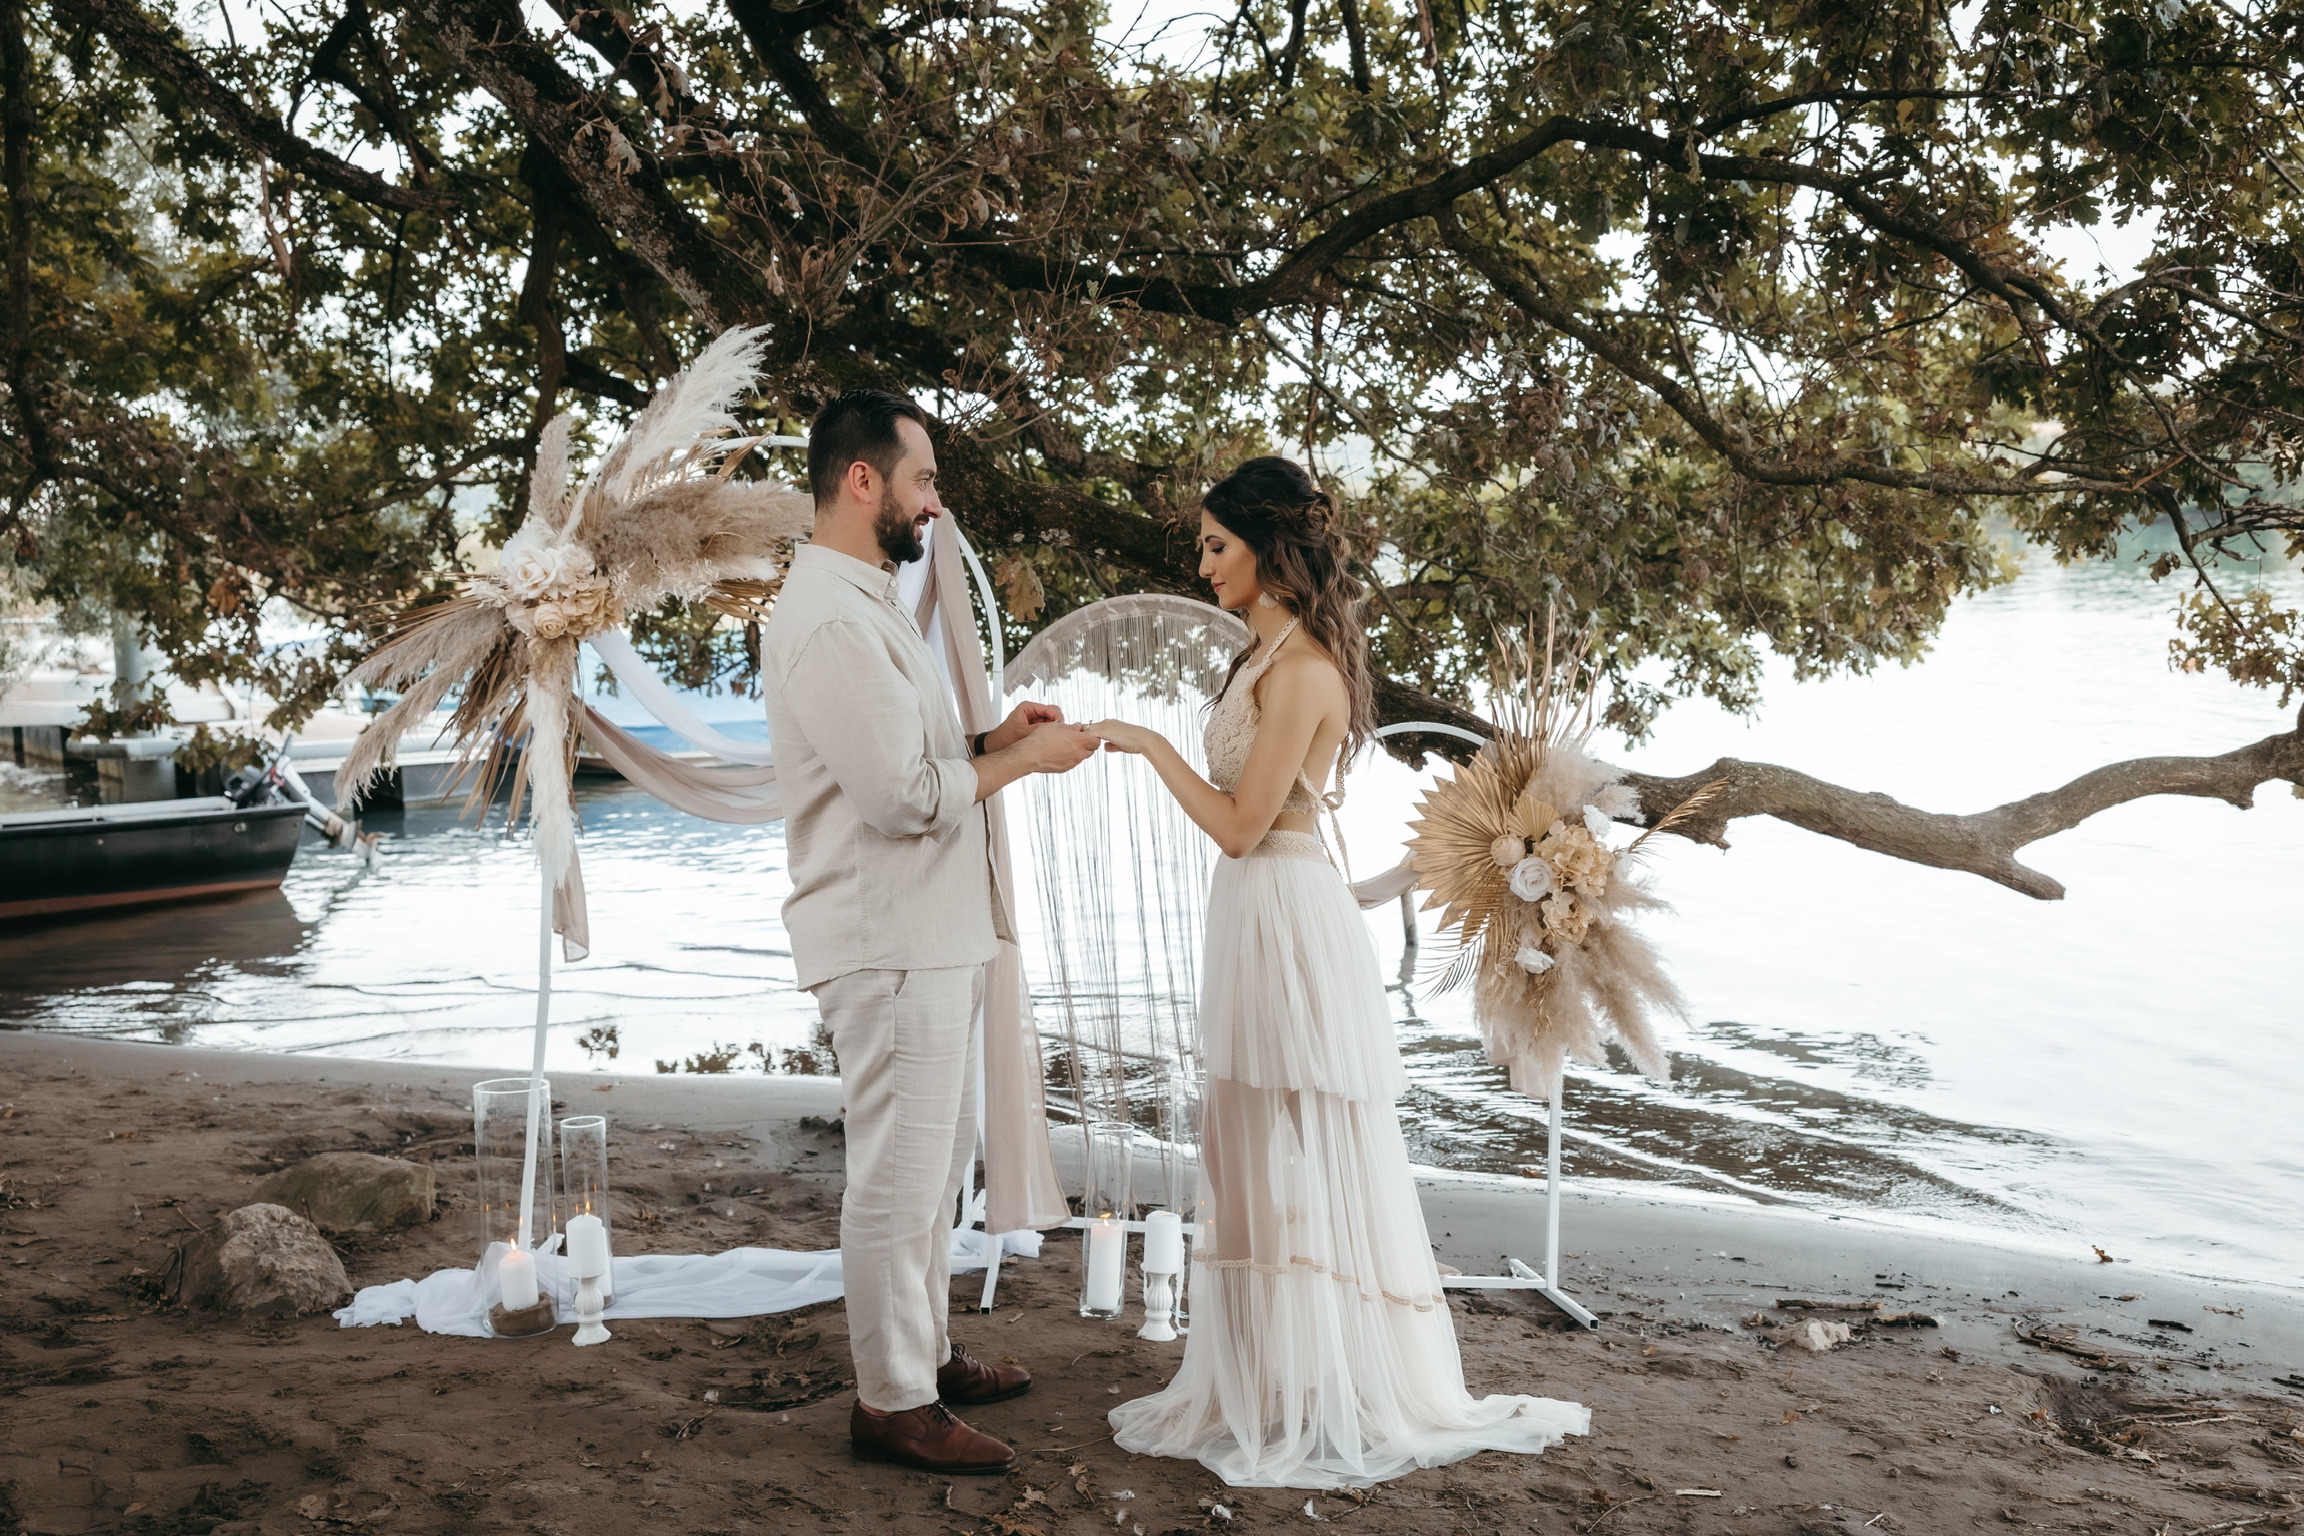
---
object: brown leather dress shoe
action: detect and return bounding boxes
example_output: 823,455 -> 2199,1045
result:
937,1341 -> 1032,1405
849,1400 -> 1016,1474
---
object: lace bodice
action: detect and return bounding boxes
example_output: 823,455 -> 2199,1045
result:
1203,619 -> 1325,821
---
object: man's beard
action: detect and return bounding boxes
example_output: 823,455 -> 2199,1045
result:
873,488 -> 925,565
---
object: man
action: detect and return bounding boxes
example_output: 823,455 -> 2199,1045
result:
761,389 -> 1097,1474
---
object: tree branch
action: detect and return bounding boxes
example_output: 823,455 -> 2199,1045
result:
402,0 -> 774,329
1370,683 -> 2304,900
80,0 -> 452,212
1437,216 -> 2139,498
1617,710 -> 2304,899
308,0 -> 439,181
723,0 -> 876,167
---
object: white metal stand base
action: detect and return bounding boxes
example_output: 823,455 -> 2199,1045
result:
1434,1088 -> 1598,1328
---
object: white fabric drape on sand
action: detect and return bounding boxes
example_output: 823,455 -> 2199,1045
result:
336,1230 -> 1041,1337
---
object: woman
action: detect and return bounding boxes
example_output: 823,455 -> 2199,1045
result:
1091,457 -> 1589,1489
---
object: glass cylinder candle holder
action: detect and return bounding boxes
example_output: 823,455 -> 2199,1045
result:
472,1076 -> 558,1262
557,1115 -> 613,1303
1083,1117 -> 1135,1222
1080,1118 -> 1135,1319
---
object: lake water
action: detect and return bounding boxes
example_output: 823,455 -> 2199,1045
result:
4,554 -> 2298,1289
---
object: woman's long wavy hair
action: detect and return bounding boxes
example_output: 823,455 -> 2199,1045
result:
1203,455 -> 1375,766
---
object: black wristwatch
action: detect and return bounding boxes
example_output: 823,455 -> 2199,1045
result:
971,731 -> 989,757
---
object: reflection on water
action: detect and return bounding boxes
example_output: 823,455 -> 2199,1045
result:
2,554 -> 2299,1287
1395,1029 -> 2049,1219
0,892 -> 314,1035
1,787 -> 828,1070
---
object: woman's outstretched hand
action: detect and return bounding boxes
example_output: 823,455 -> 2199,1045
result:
1089,719 -> 1162,756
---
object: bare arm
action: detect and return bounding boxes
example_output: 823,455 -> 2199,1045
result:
1094,652 -> 1345,858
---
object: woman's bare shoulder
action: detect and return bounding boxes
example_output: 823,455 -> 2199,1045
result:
1256,646 -> 1348,708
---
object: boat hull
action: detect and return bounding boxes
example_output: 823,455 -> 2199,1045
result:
0,802 -> 307,921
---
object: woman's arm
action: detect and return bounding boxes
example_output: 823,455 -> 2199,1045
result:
1094,652 -> 1345,859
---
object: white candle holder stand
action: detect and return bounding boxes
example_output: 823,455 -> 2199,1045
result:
1138,1269 -> 1178,1340
565,1213 -> 612,1347
569,1272 -> 610,1346
1136,1208 -> 1186,1341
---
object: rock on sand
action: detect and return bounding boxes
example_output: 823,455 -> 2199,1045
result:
170,1202 -> 353,1317
252,1150 -> 436,1233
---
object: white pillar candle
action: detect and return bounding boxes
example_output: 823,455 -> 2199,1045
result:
1084,1217 -> 1126,1314
565,1214 -> 611,1279
499,1247 -> 540,1311
1141,1209 -> 1184,1274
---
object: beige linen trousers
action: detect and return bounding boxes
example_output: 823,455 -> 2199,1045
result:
812,963 -> 985,1410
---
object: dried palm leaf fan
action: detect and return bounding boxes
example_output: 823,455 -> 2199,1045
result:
1004,595 -> 1251,1217
1406,618 -> 1724,1102
333,327 -> 812,1265
336,324 -> 813,934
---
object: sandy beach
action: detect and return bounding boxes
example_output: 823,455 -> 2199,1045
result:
2,1030 -> 2297,1536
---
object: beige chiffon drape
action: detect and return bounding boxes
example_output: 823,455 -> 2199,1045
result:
912,530 -> 1071,1234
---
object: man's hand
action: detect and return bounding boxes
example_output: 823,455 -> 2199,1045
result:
982,701 -> 1065,756
1013,721 -> 1099,774
971,719 -> 1097,802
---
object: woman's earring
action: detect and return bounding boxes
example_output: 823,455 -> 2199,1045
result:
1257,592 -> 1277,609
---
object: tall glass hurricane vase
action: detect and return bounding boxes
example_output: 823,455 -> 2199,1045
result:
472,1077 -> 559,1260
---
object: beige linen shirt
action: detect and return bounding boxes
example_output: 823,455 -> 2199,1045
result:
762,542 -> 1012,990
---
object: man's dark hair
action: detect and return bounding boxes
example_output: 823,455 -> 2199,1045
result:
808,389 -> 932,506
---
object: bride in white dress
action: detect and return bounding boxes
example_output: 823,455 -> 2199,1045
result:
1088,456 -> 1589,1490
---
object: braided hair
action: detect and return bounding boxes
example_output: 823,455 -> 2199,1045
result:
1202,456 -> 1375,764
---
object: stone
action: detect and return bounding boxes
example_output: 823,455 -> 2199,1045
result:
171,1203 -> 352,1317
251,1150 -> 435,1233
1785,1318 -> 1853,1353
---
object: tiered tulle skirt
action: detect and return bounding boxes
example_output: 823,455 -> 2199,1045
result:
1108,833 -> 1589,1488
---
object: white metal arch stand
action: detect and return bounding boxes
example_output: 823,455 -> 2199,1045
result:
1374,721 -> 1599,1331
964,709 -> 1600,1330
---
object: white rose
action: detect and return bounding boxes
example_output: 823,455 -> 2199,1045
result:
1489,833 -> 1528,868
502,537 -> 593,600
1515,944 -> 1554,975
1507,855 -> 1553,902
1582,804 -> 1614,843
529,602 -> 571,639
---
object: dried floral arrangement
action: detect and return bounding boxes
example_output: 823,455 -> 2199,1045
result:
1405,625 -> 1721,1101
335,326 -> 812,918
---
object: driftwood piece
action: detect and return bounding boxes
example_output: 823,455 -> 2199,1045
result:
1776,1298 -> 1883,1312
2016,1320 -> 2146,1374
1375,682 -> 2304,901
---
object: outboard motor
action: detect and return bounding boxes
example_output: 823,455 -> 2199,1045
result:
223,764 -> 284,808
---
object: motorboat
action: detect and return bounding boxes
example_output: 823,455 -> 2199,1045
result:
0,794 -> 307,921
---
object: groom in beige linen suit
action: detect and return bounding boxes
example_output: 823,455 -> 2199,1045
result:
762,390 -> 1096,1475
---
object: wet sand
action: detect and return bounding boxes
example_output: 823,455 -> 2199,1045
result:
2,1031 -> 2297,1535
